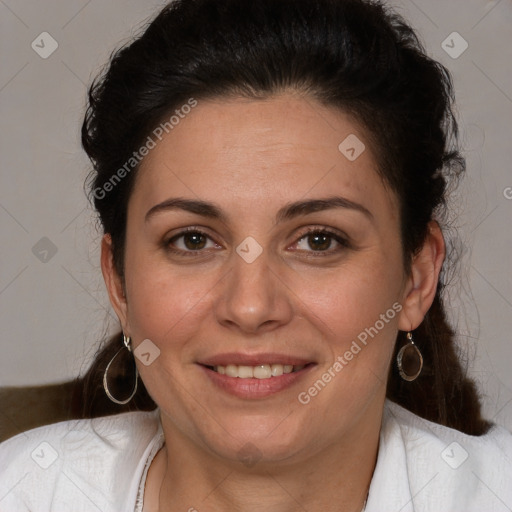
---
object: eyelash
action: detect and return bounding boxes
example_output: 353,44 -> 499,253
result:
164,226 -> 350,258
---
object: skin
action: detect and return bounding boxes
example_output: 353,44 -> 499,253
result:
101,92 -> 445,512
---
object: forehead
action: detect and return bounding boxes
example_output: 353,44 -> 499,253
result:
131,94 -> 398,224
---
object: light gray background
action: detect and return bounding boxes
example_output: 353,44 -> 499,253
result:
1,0 -> 511,429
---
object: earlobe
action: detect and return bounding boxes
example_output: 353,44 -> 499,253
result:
100,234 -> 129,331
398,221 -> 446,331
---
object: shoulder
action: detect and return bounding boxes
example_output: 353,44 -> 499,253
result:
0,409 -> 162,512
379,400 -> 512,511
385,398 -> 512,460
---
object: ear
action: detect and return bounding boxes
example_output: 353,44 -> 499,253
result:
101,233 -> 129,333
398,221 -> 446,331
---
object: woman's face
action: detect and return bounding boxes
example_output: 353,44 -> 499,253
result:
105,93 -> 423,465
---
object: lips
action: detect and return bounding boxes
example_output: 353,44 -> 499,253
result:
197,353 -> 316,398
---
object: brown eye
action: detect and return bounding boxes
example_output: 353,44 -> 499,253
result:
294,230 -> 348,253
306,233 -> 332,251
182,232 -> 207,250
166,230 -> 219,254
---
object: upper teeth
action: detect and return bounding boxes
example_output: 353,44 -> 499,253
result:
214,364 -> 305,379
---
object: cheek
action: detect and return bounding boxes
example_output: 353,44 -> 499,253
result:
297,258 -> 403,336
291,256 -> 404,401
124,254 -> 215,349
293,270 -> 401,412
123,262 -> 215,408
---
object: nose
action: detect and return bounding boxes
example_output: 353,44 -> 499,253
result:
214,247 -> 294,335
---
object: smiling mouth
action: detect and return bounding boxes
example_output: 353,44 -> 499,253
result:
204,363 -> 309,379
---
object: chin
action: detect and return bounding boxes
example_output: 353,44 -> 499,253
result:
196,415 -> 309,467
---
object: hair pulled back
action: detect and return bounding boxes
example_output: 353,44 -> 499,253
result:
78,0 -> 489,435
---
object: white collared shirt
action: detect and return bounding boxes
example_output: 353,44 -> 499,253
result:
0,400 -> 511,511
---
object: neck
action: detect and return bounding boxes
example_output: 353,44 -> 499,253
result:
151,401 -> 384,512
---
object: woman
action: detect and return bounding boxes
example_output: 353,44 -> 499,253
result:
1,0 -> 511,510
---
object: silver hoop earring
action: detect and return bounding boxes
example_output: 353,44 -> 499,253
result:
103,334 -> 139,405
397,332 -> 423,382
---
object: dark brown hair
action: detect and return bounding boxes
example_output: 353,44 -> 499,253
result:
78,0 -> 490,435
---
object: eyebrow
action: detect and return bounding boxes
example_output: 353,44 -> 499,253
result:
145,196 -> 373,224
